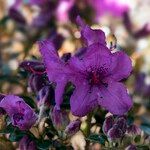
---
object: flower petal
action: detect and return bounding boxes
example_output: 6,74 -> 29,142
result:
39,40 -> 70,108
38,40 -> 70,81
109,51 -> 132,81
98,81 -> 133,115
77,16 -> 106,46
70,81 -> 98,117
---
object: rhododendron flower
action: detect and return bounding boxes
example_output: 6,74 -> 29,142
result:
39,17 -> 133,117
0,95 -> 37,130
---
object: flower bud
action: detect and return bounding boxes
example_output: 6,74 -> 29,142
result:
102,116 -> 114,135
65,119 -> 81,136
107,124 -> 123,140
28,74 -> 48,93
127,124 -> 141,136
125,144 -> 137,150
9,7 -> 26,25
50,107 -> 69,131
20,61 -> 45,74
115,117 -> 127,134
37,86 -> 54,108
19,135 -> 37,150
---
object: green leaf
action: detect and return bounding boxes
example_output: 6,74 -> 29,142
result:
0,124 -> 14,134
134,135 -> 141,143
87,134 -> 107,145
136,145 -> 149,150
20,96 -> 36,108
9,129 -> 25,142
36,140 -> 52,150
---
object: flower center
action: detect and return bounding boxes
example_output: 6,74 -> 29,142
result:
13,113 -> 24,125
86,66 -> 108,87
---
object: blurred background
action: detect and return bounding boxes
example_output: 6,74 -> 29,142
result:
0,0 -> 150,142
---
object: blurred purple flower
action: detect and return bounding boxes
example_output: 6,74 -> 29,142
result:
9,7 -> 26,25
65,119 -> 81,136
87,0 -> 129,21
56,0 -> 75,23
0,95 -> 37,130
50,107 -> 69,130
19,135 -> 37,150
9,0 -> 56,28
135,73 -> 150,97
103,116 -> 127,140
39,17 -> 133,117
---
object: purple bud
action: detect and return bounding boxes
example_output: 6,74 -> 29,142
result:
19,135 -> 37,150
50,107 -> 69,131
37,86 -> 54,108
0,94 -> 6,115
48,33 -> 64,50
115,117 -> 127,134
65,119 -> 81,136
107,124 -> 123,140
28,74 -> 48,93
20,60 -> 45,74
102,116 -> 114,135
127,124 -> 141,136
9,7 -> 26,25
125,144 -> 137,150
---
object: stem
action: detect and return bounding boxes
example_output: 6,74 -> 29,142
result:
85,112 -> 93,149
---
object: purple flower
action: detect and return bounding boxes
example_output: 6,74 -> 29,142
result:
65,119 -> 81,136
39,17 -> 133,117
19,135 -> 37,150
50,107 -> 69,131
0,95 -> 37,130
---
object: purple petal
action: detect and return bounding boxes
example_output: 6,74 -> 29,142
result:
102,116 -> 114,135
109,51 -> 132,81
65,119 -> 81,136
50,107 -> 69,130
107,124 -> 123,140
70,81 -> 98,117
39,40 -> 70,108
0,95 -> 37,130
77,17 -> 106,46
98,81 -> 133,115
